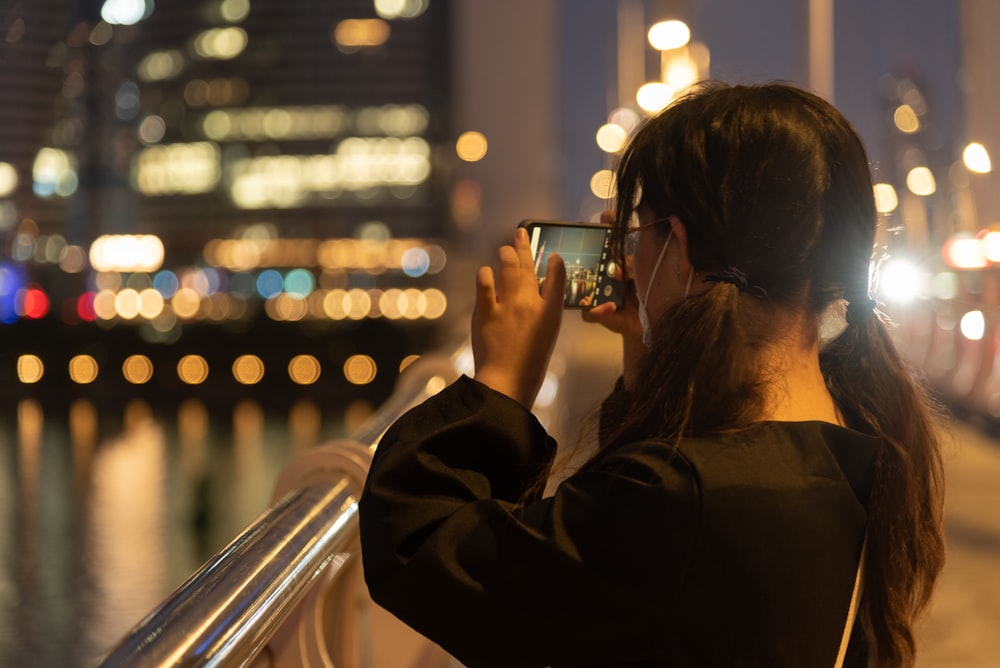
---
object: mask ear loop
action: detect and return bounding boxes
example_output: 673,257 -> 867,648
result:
641,231 -> 672,305
683,266 -> 694,299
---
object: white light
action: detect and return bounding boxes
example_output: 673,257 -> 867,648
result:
982,231 -> 1000,262
960,310 -> 985,341
595,123 -> 627,153
220,0 -> 250,22
229,137 -> 431,209
101,0 -> 152,25
194,27 -> 248,60
590,169 -> 616,199
905,166 -> 936,196
133,142 -> 221,195
647,20 -> 690,50
963,142 -> 992,174
636,82 -> 675,113
89,235 -> 165,272
942,235 -> 987,269
375,0 -> 427,19
877,259 -> 920,302
0,162 -> 17,197
137,50 -> 184,82
872,183 -> 898,214
32,148 -> 77,198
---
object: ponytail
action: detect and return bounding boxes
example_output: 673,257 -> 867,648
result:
820,310 -> 946,667
602,281 -> 771,450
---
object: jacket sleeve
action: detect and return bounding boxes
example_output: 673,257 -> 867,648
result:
358,376 -> 700,668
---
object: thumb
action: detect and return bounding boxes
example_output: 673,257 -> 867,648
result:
540,253 -> 566,309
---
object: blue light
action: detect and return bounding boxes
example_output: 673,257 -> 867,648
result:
0,263 -> 26,324
256,269 -> 283,298
200,267 -> 222,295
283,268 -> 315,297
401,247 -> 430,277
153,270 -> 179,298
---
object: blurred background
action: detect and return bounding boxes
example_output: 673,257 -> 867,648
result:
0,0 -> 998,665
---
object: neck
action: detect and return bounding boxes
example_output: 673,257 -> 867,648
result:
760,312 -> 843,426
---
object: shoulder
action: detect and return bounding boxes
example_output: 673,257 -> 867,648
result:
672,421 -> 879,514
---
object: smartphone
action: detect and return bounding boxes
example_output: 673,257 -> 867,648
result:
518,219 -> 623,309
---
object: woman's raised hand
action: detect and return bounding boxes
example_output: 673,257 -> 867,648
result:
472,227 -> 566,408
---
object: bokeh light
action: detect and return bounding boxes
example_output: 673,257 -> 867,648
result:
893,104 -> 920,134
374,0 -> 428,19
123,355 -> 154,384
589,169 -> 616,199
343,354 -> 377,385
456,131 -> 488,162
647,20 -> 690,50
232,355 -> 265,384
960,310 -> 986,341
906,166 -> 936,196
177,355 -> 209,384
90,235 -> 164,272
636,82 -> 674,113
963,142 -> 992,174
17,354 -> 44,384
400,247 -> 430,277
942,235 -> 987,269
288,355 -> 322,385
0,162 -> 17,197
100,0 -> 152,26
19,287 -> 49,319
171,288 -> 202,318
283,268 -> 315,297
596,123 -> 628,153
333,19 -> 390,48
873,183 -> 899,213
69,355 -> 99,384
878,259 -> 920,302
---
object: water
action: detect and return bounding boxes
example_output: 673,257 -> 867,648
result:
0,395 -> 342,667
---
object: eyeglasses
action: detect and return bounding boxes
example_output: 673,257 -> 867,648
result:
624,217 -> 672,256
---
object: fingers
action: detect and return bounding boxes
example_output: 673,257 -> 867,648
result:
513,227 -> 535,270
581,302 -> 616,322
475,265 -> 497,312
495,245 -> 520,303
540,253 -> 566,307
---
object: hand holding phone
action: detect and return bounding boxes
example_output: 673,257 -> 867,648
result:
472,227 -> 566,408
518,219 -> 623,310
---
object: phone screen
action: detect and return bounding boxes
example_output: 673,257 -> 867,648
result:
520,220 -> 622,309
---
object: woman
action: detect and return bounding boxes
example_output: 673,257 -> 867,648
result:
359,82 -> 945,667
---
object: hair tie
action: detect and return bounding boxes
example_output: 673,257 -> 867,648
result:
846,297 -> 877,325
705,266 -> 767,298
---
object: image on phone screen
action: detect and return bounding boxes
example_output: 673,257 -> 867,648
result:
521,220 -> 622,309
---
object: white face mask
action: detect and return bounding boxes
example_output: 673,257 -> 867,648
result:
637,230 -> 694,349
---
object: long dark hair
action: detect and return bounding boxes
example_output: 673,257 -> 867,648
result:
608,82 -> 945,666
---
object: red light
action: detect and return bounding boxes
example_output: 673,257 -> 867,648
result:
19,288 -> 50,319
76,292 -> 97,322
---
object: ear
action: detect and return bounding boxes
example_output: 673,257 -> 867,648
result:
668,216 -> 694,281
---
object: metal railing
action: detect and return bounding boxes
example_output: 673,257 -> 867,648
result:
95,352 -> 464,668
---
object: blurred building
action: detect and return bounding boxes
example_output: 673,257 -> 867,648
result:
0,0 -> 454,411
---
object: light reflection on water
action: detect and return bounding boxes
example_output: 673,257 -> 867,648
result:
0,395 -> 336,667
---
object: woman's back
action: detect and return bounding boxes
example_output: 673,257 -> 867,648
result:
360,377 -> 878,667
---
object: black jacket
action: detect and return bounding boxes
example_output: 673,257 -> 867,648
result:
359,376 -> 878,667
